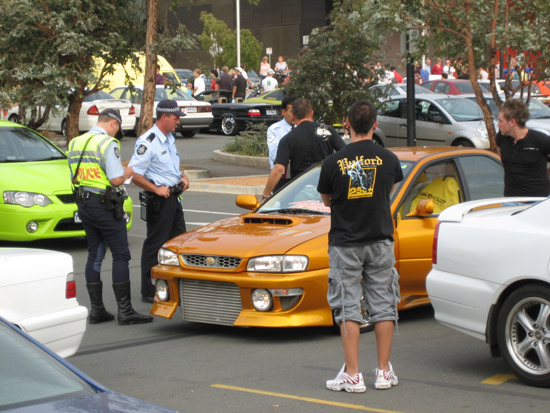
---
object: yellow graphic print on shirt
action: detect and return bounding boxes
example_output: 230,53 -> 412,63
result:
337,156 -> 381,199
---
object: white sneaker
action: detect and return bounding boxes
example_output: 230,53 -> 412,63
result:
374,362 -> 398,389
326,364 -> 366,393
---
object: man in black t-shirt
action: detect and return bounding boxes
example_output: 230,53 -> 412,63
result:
262,98 -> 345,199
496,99 -> 550,197
232,68 -> 247,100
318,100 -> 402,393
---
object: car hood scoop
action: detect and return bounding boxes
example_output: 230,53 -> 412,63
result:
242,216 -> 293,225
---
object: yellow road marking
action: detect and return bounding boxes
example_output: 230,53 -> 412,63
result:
211,384 -> 404,413
482,374 -> 517,385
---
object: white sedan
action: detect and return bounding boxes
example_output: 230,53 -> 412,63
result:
0,248 -> 88,358
109,85 -> 213,137
427,197 -> 550,387
5,90 -> 136,137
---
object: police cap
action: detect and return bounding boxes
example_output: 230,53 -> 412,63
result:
157,99 -> 185,117
100,108 -> 122,126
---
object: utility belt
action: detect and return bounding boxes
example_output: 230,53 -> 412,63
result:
139,182 -> 183,221
75,186 -> 127,221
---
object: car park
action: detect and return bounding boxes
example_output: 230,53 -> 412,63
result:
0,120 -> 133,241
0,248 -> 87,358
0,316 -> 176,411
195,89 -> 280,136
421,79 -> 491,95
149,147 -> 504,329
6,91 -> 136,137
375,93 -> 491,148
109,85 -> 213,137
427,197 -> 550,387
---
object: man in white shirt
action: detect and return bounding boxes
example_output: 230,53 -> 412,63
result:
193,68 -> 205,97
261,69 -> 278,92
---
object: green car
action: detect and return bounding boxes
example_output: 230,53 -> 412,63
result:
0,120 -> 132,241
244,88 -> 284,105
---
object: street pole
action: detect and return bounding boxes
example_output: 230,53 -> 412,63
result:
236,0 -> 241,68
406,30 -> 416,147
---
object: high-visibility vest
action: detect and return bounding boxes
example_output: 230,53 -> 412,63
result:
68,133 -> 119,190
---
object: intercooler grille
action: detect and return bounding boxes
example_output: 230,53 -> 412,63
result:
180,279 -> 242,326
181,254 -> 242,269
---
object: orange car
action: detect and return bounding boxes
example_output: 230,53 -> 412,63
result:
151,147 -> 504,328
534,80 -> 550,105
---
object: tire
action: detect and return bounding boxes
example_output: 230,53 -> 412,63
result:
8,114 -> 19,123
452,138 -> 474,147
180,130 -> 196,138
373,135 -> 384,146
496,284 -> 550,387
221,114 -> 238,136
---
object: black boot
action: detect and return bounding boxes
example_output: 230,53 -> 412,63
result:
112,281 -> 153,325
86,282 -> 115,324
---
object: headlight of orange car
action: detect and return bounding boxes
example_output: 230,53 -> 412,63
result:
157,248 -> 179,266
247,255 -> 308,272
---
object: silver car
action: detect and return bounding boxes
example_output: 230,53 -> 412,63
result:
375,94 -> 490,148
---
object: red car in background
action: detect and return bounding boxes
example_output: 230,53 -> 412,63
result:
422,79 -> 490,95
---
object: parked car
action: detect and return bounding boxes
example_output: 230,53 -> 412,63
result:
6,91 -> 136,137
370,83 -> 433,97
496,80 -> 550,106
375,94 -> 491,148
195,89 -> 280,136
421,79 -> 490,95
109,85 -> 213,138
427,197 -> 550,387
0,120 -> 133,241
246,70 -> 261,89
149,147 -> 504,329
0,248 -> 88,358
245,88 -> 285,104
0,316 -> 177,411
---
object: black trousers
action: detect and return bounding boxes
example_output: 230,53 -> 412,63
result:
141,194 -> 186,298
78,199 -> 131,284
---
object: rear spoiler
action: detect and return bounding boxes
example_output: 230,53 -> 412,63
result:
437,197 -> 545,222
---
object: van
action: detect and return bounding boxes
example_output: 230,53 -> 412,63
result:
93,53 -> 181,91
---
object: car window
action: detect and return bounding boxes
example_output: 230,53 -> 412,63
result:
109,88 -> 125,99
423,81 -> 433,90
415,100 -> 446,123
0,127 -> 65,162
436,98 -> 484,121
398,160 -> 462,217
155,87 -> 193,102
83,90 -> 114,102
433,82 -> 449,94
380,99 -> 402,118
456,155 -> 504,199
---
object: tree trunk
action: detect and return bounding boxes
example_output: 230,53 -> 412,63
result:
138,0 -> 158,137
67,94 -> 84,143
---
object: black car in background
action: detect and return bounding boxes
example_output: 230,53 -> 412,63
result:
195,90 -> 280,135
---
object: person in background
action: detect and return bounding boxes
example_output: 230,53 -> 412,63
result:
431,58 -> 443,75
232,67 -> 247,102
218,66 -> 233,91
496,99 -> 550,197
210,69 -> 219,91
261,69 -> 278,92
239,64 -> 255,89
259,56 -> 271,82
192,68 -> 205,97
128,100 -> 189,303
68,109 -> 153,326
318,100 -> 402,393
155,65 -> 165,85
391,66 -> 403,83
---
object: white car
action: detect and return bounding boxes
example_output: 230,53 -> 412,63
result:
6,90 -> 136,137
427,197 -> 550,387
110,85 -> 213,137
0,248 -> 88,358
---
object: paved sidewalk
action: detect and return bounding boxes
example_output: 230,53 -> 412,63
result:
187,175 -> 268,195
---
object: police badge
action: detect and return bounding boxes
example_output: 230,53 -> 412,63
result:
136,144 -> 148,155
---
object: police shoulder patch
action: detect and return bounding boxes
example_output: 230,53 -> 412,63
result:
267,134 -> 276,143
114,147 -> 120,158
136,144 -> 148,155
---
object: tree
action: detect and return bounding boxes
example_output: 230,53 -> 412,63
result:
0,0 -> 146,140
198,11 -> 232,69
285,0 -> 399,127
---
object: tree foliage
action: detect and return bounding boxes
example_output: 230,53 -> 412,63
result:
198,12 -> 263,71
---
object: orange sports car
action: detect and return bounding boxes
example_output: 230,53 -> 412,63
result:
150,147 -> 504,328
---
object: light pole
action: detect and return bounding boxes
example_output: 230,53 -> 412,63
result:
236,0 -> 241,68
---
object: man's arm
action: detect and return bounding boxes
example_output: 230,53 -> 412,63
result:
320,193 -> 331,207
132,172 -> 171,198
262,164 -> 285,199
109,166 -> 133,187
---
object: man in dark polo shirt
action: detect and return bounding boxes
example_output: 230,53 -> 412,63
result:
496,99 -> 550,197
262,98 -> 345,199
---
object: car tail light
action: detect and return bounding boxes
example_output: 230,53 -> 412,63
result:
66,272 -> 76,299
129,105 -> 136,115
432,222 -> 441,265
198,106 -> 212,112
248,109 -> 261,116
87,105 -> 100,116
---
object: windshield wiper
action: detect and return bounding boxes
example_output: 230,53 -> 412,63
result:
262,208 -> 328,215
32,156 -> 65,161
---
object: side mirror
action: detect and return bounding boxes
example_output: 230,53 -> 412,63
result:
236,194 -> 259,210
406,199 -> 434,217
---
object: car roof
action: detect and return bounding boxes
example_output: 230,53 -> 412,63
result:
391,146 -> 496,162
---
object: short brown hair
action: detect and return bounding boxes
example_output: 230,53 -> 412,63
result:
500,99 -> 530,127
348,100 -> 377,135
290,98 -> 312,120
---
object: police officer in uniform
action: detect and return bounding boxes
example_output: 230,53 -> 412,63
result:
129,99 -> 189,303
266,96 -> 296,191
262,98 -> 346,199
68,109 -> 153,325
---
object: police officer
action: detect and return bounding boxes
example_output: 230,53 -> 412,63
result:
129,99 -> 189,303
68,109 -> 153,326
266,96 -> 296,191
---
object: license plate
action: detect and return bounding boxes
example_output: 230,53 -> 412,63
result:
74,212 -> 82,224
185,107 -> 197,113
266,109 -> 277,116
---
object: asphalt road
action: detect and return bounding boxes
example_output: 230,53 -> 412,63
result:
3,132 -> 550,412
